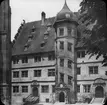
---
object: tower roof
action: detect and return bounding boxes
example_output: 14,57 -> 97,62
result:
54,0 -> 78,24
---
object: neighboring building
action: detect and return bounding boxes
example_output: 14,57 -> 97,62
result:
0,0 -> 11,105
11,1 -> 107,105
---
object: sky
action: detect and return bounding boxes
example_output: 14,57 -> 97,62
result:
10,0 -> 82,40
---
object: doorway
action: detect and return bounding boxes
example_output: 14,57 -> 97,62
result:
95,86 -> 104,98
32,87 -> 38,97
59,92 -> 65,102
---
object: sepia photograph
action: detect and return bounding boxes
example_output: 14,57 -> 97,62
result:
0,0 -> 107,105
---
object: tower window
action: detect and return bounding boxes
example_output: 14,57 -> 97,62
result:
60,58 -> 64,67
59,28 -> 64,36
60,41 -> 64,50
68,27 -> 71,36
68,42 -> 72,51
68,76 -> 72,84
34,70 -> 41,77
60,73 -> 64,82
77,67 -> 81,75
89,66 -> 98,74
68,59 -> 72,68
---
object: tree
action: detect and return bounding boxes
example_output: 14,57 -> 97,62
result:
78,0 -> 107,66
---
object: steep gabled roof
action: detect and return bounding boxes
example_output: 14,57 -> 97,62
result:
12,17 -> 55,56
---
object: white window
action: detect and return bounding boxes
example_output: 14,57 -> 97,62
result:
59,28 -> 64,36
34,70 -> 41,77
41,85 -> 49,93
83,85 -> 91,93
21,70 -> 28,77
89,66 -> 98,74
22,86 -> 28,93
13,71 -> 19,78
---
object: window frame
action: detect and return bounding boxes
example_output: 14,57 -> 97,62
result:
67,42 -> 72,51
48,54 -> 55,61
77,85 -> 80,93
59,28 -> 64,36
83,85 -> 91,93
22,57 -> 28,63
34,56 -> 41,62
13,71 -> 19,78
77,50 -> 85,58
68,75 -> 72,85
22,86 -> 28,93
68,59 -> 72,68
60,73 -> 64,82
34,70 -> 41,77
89,66 -> 98,74
60,58 -> 64,67
21,70 -> 28,77
77,67 -> 81,75
52,85 -> 55,93
41,85 -> 49,93
59,41 -> 64,50
48,69 -> 55,76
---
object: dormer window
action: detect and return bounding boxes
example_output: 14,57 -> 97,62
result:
44,31 -> 49,39
59,28 -> 64,36
41,41 -> 45,48
24,43 -> 29,51
31,26 -> 35,33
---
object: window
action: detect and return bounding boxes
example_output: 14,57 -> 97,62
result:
34,70 -> 41,77
77,85 -> 80,93
22,86 -> 28,93
59,28 -> 64,36
77,67 -> 81,75
68,42 -> 72,51
68,60 -> 72,68
13,86 -> 19,93
83,85 -> 91,93
34,56 -> 41,62
89,66 -> 98,74
41,85 -> 49,93
60,73 -> 64,82
48,54 -> 55,61
60,41 -> 64,50
13,71 -> 19,78
13,58 -> 19,64
52,85 -> 55,93
48,69 -> 55,76
21,70 -> 28,77
77,50 -> 85,58
105,71 -> 107,75
60,58 -> 64,67
68,28 -> 71,36
22,57 -> 28,63
68,76 -> 72,84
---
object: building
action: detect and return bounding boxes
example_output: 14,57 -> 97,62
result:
0,0 -> 11,105
11,1 -> 107,105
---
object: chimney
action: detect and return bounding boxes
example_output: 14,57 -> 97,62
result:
41,11 -> 46,25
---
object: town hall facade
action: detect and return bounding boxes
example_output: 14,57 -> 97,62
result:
11,1 -> 107,105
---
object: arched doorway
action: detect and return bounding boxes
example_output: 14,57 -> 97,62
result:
32,87 -> 38,97
95,86 -> 104,98
59,92 -> 65,102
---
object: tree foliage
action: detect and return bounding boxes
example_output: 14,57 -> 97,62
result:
78,0 -> 107,66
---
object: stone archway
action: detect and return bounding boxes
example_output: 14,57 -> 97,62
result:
32,87 -> 38,97
95,86 -> 104,98
59,92 -> 65,102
